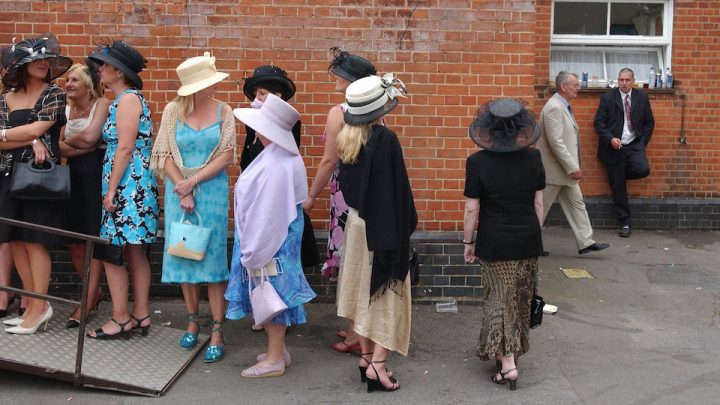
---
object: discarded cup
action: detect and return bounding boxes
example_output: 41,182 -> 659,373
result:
435,300 -> 458,313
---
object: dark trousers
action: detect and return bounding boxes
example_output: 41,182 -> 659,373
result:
603,140 -> 650,226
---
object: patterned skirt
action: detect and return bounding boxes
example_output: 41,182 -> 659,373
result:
476,258 -> 538,361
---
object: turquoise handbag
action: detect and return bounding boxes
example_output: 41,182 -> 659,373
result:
167,211 -> 212,261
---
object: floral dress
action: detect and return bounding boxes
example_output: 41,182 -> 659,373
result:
100,89 -> 158,245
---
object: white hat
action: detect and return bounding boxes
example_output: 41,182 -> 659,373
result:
233,93 -> 300,155
344,73 -> 407,125
176,52 -> 229,96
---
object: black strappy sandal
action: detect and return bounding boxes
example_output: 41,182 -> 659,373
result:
130,314 -> 151,336
87,318 -> 132,340
491,368 -> 518,391
359,352 -> 373,383
366,360 -> 400,393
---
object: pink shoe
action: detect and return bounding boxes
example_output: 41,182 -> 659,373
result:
256,349 -> 292,367
241,359 -> 285,378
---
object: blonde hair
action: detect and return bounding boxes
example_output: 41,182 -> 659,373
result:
337,123 -> 371,164
172,94 -> 194,120
66,63 -> 104,104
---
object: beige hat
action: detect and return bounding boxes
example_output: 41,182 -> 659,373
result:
176,52 -> 229,96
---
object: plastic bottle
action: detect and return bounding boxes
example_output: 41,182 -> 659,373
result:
648,66 -> 655,89
656,72 -> 663,88
665,67 -> 673,89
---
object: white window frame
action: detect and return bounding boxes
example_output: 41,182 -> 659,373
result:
550,0 -> 674,82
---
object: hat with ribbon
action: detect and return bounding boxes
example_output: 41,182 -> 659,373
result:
343,73 -> 407,125
1,34 -> 72,88
328,47 -> 377,83
87,40 -> 147,90
233,93 -> 301,155
176,52 -> 228,96
468,98 -> 541,152
242,65 -> 296,101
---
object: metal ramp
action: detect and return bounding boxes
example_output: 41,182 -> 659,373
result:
0,303 -> 209,396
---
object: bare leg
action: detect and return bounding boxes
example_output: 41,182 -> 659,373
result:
9,241 -> 33,320
257,322 -> 287,366
366,343 -> 400,390
0,243 -> 14,310
17,242 -> 51,328
88,260 -> 130,336
68,243 -> 104,318
343,320 -> 359,345
496,353 -> 518,380
207,282 -> 227,346
125,244 -> 151,328
181,283 -> 200,334
358,335 -> 373,368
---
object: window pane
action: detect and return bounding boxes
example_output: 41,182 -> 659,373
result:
610,3 -> 664,36
553,2 -> 608,35
550,49 -> 604,82
606,51 -> 660,84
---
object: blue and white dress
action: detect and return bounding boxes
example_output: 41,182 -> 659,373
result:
161,104 -> 229,283
100,88 -> 158,245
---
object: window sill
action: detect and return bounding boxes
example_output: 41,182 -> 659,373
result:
537,85 -> 677,96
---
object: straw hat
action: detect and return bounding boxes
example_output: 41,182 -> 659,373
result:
87,40 -> 146,89
233,93 -> 301,155
468,98 -> 540,152
1,34 -> 72,88
343,73 -> 407,125
175,52 -> 229,96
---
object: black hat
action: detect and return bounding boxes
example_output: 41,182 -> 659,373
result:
328,47 -> 376,83
468,99 -> 540,152
344,74 -> 407,125
242,65 -> 296,101
1,34 -> 72,88
87,40 -> 147,90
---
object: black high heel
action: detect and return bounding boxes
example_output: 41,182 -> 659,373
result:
0,294 -> 16,318
130,314 -> 151,336
366,360 -> 400,393
491,368 -> 518,391
359,352 -> 372,383
87,318 -> 132,340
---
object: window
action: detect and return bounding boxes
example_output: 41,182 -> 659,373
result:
550,1 -> 673,86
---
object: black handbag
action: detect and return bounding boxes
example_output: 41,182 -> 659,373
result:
92,212 -> 124,266
530,295 -> 545,329
10,158 -> 70,200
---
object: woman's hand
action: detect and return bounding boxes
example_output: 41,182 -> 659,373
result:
32,140 -> 49,164
180,195 -> 195,212
464,244 -> 477,264
302,196 -> 315,212
103,190 -> 117,212
174,177 -> 196,198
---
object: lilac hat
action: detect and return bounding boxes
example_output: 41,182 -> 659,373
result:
233,93 -> 301,155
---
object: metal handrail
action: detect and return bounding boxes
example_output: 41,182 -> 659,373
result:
0,215 -> 111,387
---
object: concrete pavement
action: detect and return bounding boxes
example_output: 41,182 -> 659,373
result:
1,228 -> 719,404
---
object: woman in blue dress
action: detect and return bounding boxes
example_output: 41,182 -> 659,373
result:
227,94 -> 316,378
151,52 -> 235,363
86,41 -> 159,339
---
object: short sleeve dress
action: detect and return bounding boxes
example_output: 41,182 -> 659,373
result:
0,85 -> 67,245
99,89 -> 158,245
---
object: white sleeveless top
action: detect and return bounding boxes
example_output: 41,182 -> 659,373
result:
64,99 -> 99,139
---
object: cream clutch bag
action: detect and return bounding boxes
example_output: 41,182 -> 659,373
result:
248,258 -> 281,277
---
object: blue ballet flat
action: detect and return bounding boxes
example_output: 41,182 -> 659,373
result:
203,320 -> 224,363
179,312 -> 199,350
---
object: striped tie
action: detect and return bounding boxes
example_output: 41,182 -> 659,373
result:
624,95 -> 633,132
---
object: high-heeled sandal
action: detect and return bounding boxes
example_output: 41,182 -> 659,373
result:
491,368 -> 518,391
87,317 -> 132,340
204,320 -> 224,363
0,294 -> 16,318
359,353 -> 395,384
331,340 -> 361,353
130,314 -> 151,336
66,292 -> 103,329
366,360 -> 400,393
179,312 -> 200,349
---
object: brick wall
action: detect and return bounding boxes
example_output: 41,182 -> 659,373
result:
1,0 -> 718,232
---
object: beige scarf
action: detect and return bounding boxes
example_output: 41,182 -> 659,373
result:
150,101 -> 237,179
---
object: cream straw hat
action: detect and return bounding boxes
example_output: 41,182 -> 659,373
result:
176,52 -> 229,96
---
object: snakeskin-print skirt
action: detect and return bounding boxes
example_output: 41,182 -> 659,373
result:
476,257 -> 538,360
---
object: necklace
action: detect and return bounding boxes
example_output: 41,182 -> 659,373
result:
72,101 -> 93,118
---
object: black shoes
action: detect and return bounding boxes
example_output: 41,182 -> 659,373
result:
619,226 -> 631,238
578,242 -> 610,254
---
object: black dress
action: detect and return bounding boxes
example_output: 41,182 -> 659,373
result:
0,86 -> 67,245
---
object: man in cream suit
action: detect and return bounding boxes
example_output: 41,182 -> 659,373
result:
537,71 -> 609,255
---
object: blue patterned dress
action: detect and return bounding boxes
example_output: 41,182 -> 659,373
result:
225,205 -> 317,325
161,105 -> 229,283
100,89 -> 158,245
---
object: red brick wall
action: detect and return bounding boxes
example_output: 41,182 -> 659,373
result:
1,0 -> 718,232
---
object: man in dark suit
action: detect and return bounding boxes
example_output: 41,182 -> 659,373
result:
594,68 -> 655,237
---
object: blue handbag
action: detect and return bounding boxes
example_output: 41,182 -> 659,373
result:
167,211 -> 212,261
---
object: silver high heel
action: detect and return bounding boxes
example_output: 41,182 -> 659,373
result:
4,305 -> 53,335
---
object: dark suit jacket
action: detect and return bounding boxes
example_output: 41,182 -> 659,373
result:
593,88 -> 654,165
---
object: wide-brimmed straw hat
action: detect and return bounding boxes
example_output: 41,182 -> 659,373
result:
87,40 -> 146,90
175,52 -> 228,96
468,98 -> 541,152
242,65 -> 295,101
233,93 -> 301,155
1,34 -> 72,88
328,47 -> 377,82
344,73 -> 407,125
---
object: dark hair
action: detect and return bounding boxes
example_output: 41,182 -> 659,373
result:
254,82 -> 285,96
